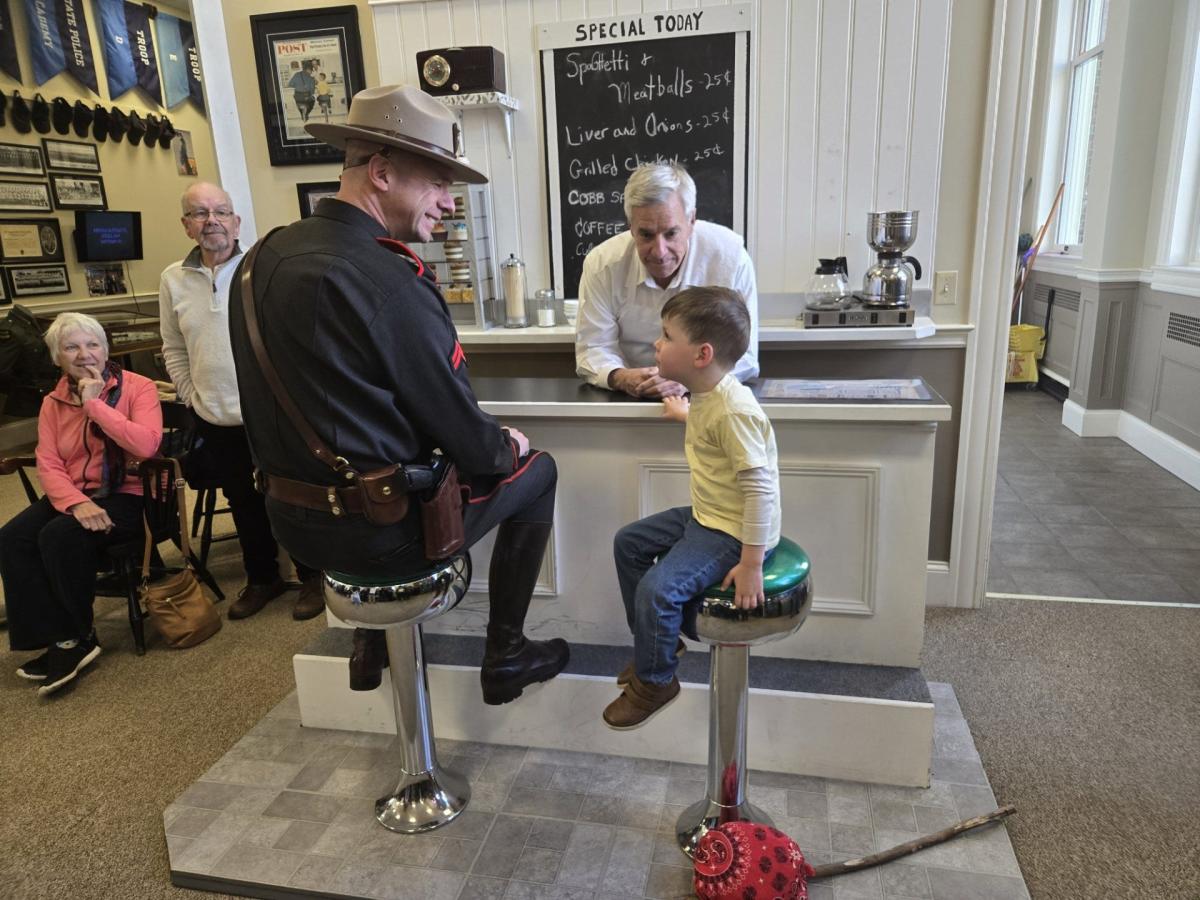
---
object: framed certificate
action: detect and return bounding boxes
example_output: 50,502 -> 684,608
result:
0,218 -> 65,263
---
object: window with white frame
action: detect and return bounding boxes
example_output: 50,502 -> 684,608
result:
1155,0 -> 1200,271
1055,0 -> 1107,250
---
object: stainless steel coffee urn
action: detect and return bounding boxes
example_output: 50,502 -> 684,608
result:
862,211 -> 922,307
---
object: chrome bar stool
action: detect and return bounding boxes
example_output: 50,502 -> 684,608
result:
323,556 -> 471,834
676,538 -> 813,858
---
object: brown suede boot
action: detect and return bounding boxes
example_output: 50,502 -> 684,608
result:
292,574 -> 325,621
227,577 -> 287,620
616,638 -> 687,686
602,674 -> 681,730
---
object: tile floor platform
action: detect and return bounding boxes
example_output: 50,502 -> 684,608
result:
990,390 -> 1200,603
164,684 -> 1028,900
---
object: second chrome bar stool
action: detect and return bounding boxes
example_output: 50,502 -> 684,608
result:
323,555 -> 471,834
676,537 -> 813,858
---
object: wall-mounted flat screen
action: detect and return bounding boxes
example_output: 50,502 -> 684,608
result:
74,210 -> 144,262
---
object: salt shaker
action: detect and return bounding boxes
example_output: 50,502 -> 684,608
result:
501,254 -> 527,328
535,288 -> 556,327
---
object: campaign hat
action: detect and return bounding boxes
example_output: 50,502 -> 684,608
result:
305,84 -> 486,184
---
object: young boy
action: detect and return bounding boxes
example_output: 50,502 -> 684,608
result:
604,286 -> 780,729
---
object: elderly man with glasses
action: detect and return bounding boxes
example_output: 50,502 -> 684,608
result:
158,182 -> 324,621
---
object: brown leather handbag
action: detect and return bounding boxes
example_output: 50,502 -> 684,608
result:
139,459 -> 221,648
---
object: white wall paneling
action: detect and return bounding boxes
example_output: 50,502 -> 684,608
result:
370,0 -> 953,296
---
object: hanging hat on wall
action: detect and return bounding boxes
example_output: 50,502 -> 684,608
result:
72,101 -> 94,138
0,92 -> 7,128
157,115 -> 177,149
11,92 -> 31,133
30,94 -> 51,134
51,97 -> 73,135
143,113 -> 162,150
92,104 -> 109,142
127,110 -> 147,146
108,106 -> 129,142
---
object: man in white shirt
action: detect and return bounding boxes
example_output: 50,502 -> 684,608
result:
159,182 -> 323,621
575,162 -> 759,398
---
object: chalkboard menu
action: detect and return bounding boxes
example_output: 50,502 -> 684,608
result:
539,8 -> 750,299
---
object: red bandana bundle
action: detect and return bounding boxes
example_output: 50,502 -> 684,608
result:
693,821 -> 816,900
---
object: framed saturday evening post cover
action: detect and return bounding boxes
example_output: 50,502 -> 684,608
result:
249,6 -> 366,166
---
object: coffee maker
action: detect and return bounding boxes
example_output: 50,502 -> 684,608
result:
862,211 -> 922,307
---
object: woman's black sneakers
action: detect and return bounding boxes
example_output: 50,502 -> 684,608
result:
16,651 -> 50,681
37,638 -> 101,696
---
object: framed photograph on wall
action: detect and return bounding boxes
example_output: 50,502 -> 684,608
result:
6,263 -> 71,297
0,218 -> 65,263
0,143 -> 46,177
49,174 -> 108,210
250,6 -> 366,166
41,138 -> 101,173
0,180 -> 52,213
296,181 -> 339,218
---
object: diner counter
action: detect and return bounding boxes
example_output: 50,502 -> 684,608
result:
471,376 -> 952,423
426,375 -> 947,670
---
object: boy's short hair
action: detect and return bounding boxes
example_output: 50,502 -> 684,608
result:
661,286 -> 750,368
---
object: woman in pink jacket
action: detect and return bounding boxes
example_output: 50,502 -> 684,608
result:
0,312 -> 162,696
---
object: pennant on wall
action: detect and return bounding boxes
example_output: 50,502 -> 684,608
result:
22,0 -> 67,85
0,2 -> 22,82
154,11 -> 188,109
122,1 -> 160,104
20,0 -> 97,91
94,0 -> 136,99
180,16 -> 203,113
56,0 -> 98,93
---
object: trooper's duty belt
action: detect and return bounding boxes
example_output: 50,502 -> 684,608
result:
256,464 -> 438,518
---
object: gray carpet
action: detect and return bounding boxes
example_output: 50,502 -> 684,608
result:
924,598 -> 1200,899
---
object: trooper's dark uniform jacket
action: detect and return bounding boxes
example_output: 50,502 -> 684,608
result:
227,199 -> 520,526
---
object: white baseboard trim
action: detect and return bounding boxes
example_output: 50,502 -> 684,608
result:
925,562 -> 953,607
1061,400 -> 1120,437
1061,401 -> 1200,489
1116,412 -> 1200,491
294,655 -> 935,787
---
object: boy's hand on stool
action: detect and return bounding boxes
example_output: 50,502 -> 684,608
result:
661,395 -> 690,422
721,545 -> 766,609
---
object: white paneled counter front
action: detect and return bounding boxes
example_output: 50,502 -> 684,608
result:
428,377 -> 951,670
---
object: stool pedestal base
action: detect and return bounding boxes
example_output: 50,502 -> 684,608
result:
676,797 -> 773,859
376,766 -> 470,834
375,622 -> 471,833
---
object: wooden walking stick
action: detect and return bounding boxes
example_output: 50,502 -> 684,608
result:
811,804 -> 1016,878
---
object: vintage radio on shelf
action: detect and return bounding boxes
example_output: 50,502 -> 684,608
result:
416,47 -> 505,95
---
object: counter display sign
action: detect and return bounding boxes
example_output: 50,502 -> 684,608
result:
538,6 -> 750,299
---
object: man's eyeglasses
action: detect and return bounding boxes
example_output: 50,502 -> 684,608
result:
185,209 -> 235,222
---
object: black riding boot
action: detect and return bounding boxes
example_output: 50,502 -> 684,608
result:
480,520 -> 570,705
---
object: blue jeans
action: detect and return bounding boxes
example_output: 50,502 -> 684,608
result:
613,507 -> 743,685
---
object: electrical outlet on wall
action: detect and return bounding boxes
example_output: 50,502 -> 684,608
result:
934,270 -> 958,305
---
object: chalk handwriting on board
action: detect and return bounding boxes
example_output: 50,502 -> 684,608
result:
550,31 -> 737,298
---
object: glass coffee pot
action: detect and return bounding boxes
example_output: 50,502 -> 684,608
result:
805,257 -> 851,311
